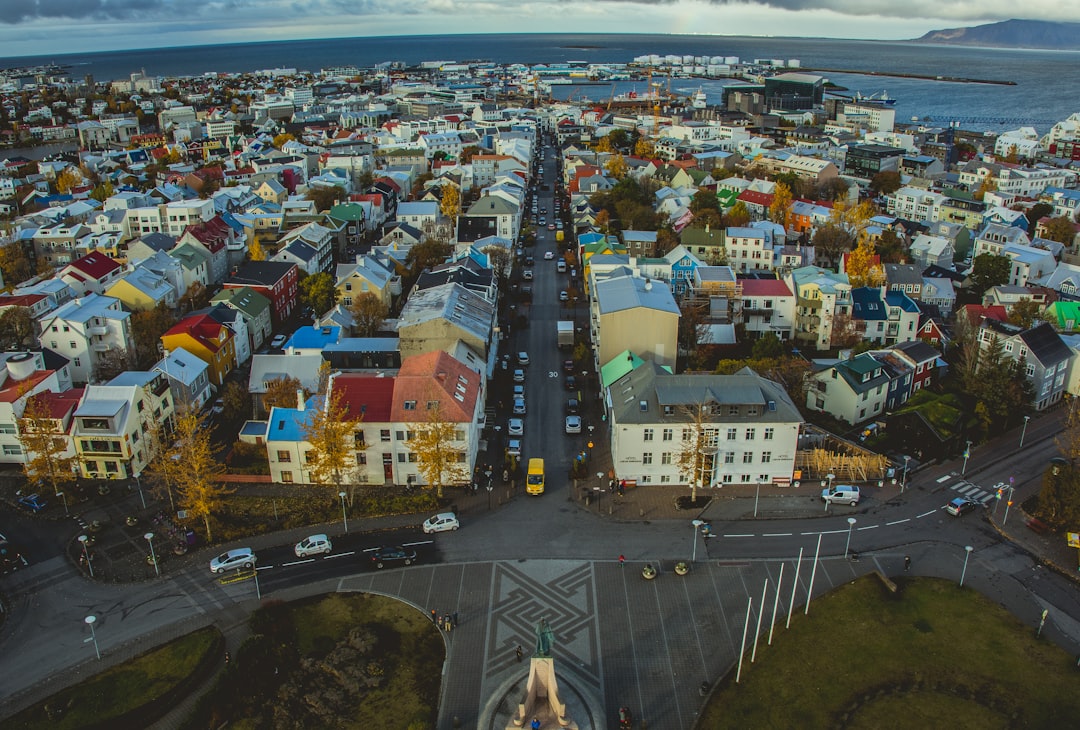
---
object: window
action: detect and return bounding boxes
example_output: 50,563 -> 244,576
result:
3,444 -> 21,455
728,405 -> 739,416
722,473 -> 734,484
281,471 -> 293,483
742,452 -> 753,464
727,428 -> 737,440
759,474 -> 770,483
745,428 -> 755,440
404,400 -> 416,410
764,427 -> 774,441
304,450 -> 315,464
380,429 -> 391,442
741,474 -> 751,483
276,450 -> 291,463
724,452 -> 735,464
660,475 -> 671,483
69,341 -> 76,349
682,428 -> 693,441
761,451 -> 772,463
662,428 -> 673,441
643,428 -> 654,442
356,453 -> 367,465
408,452 -> 418,463
427,400 -> 440,410
661,452 -> 672,465
0,423 -> 15,435
642,452 -> 653,465
397,453 -> 406,463
105,461 -> 118,474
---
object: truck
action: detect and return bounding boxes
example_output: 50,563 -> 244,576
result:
526,458 -> 545,495
557,320 -> 574,349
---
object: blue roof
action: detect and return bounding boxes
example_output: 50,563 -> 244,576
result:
267,406 -> 311,442
241,421 -> 268,437
884,290 -> 920,312
851,287 -> 887,321
286,326 -> 341,350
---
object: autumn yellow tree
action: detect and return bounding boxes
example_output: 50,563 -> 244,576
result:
769,181 -> 792,225
634,138 -> 656,158
409,401 -> 468,498
594,135 -> 614,153
263,376 -> 307,412
172,408 -> 229,541
846,237 -> 886,288
605,152 -> 628,180
17,392 -> 77,496
349,292 -> 389,337
674,403 -> 715,504
142,415 -> 179,513
248,236 -> 267,261
55,167 -> 83,194
272,133 -> 296,149
302,385 -> 365,500
726,201 -> 751,228
594,209 -> 612,234
440,183 -> 461,224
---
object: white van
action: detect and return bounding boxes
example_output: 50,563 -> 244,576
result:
557,259 -> 567,273
821,485 -> 861,506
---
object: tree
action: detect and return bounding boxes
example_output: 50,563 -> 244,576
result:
272,133 -> 295,149
302,388 -> 365,500
605,152 -> 628,180
815,177 -> 850,202
179,282 -> 210,313
130,302 -> 177,369
89,180 -> 114,202
751,332 -> 784,360
18,392 -> 77,496
55,167 -> 83,194
299,271 -> 338,315
725,201 -> 751,227
970,253 -> 1011,297
409,401 -> 468,498
1041,216 -> 1077,245
405,239 -> 451,277
876,229 -> 907,264
248,237 -> 267,262
458,146 -> 479,163
263,376 -> 307,412
769,181 -> 792,225
846,238 -> 885,289
172,408 -> 229,541
594,209 -> 612,234
1008,298 -> 1042,329
348,292 -> 389,337
690,189 -> 720,216
655,227 -> 678,256
142,415 -> 179,512
678,300 -> 709,356
220,381 -> 251,422
594,135 -> 613,153
868,170 -> 902,196
0,242 -> 32,287
634,138 -> 655,158
830,312 -> 865,348
1024,203 -> 1054,232
306,186 -> 344,212
812,224 -> 855,268
439,183 -> 461,223
0,306 -> 34,349
481,244 -> 512,279
674,404 -> 714,502
92,349 -> 128,383
689,208 -> 723,231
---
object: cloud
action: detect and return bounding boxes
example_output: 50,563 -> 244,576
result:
0,0 -> 174,23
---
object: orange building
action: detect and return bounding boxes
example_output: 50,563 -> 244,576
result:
161,313 -> 236,387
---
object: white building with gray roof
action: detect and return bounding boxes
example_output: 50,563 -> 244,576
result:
592,272 -> 681,371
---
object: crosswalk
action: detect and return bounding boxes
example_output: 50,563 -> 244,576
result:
947,479 -> 996,504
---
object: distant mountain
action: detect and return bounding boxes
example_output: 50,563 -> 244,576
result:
914,19 -> 1080,50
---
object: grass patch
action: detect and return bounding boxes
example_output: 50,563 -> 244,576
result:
185,593 -> 442,729
7,626 -> 221,730
698,577 -> 1080,729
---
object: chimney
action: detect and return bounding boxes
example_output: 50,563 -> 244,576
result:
296,388 -> 305,410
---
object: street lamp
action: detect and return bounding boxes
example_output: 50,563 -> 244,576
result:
145,532 -> 159,577
844,517 -> 857,559
78,534 -> 94,578
1020,415 -> 1031,448
338,491 -> 349,533
962,440 -> 972,476
85,615 -> 100,660
134,473 -> 146,510
901,456 -> 910,493
57,491 -> 68,515
691,519 -> 704,562
596,471 -> 604,514
960,545 -> 973,587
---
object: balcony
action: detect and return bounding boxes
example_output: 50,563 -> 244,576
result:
91,341 -> 114,352
88,324 -> 109,336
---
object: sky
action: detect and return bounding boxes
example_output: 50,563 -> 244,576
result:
0,1 -> 1074,58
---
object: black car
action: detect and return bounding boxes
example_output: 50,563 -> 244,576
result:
370,546 -> 418,569
566,398 -> 579,415
565,375 -> 577,392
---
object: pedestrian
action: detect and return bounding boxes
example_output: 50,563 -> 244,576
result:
531,717 -> 540,730
444,614 -> 452,632
619,554 -> 625,566
452,611 -> 459,628
431,608 -> 437,624
224,651 -> 231,665
904,555 -> 911,571
516,644 -> 524,662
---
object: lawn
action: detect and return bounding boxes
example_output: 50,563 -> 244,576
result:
184,593 -> 443,729
697,576 -> 1080,729
7,626 -> 221,730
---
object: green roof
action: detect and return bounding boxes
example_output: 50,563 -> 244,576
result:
328,203 -> 366,222
601,350 -> 646,388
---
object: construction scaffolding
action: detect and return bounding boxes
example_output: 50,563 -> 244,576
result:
795,447 -> 891,483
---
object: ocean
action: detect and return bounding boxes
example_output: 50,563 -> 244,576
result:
1,33 -> 1077,133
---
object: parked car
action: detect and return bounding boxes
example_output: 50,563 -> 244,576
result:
566,398 -> 580,415
820,485 -> 861,506
513,397 -> 527,415
517,351 -> 530,366
559,290 -> 569,301
506,438 -> 522,458
544,251 -> 555,260
423,512 -> 460,533
270,334 -> 287,349
210,547 -> 256,574
16,493 -> 46,513
946,497 -> 978,517
513,384 -> 526,398
565,415 -> 582,434
565,375 -> 577,392
513,369 -> 526,382
294,534 -> 333,557
370,546 -> 417,569
508,418 -> 524,436
523,270 -> 533,281
562,359 -> 574,372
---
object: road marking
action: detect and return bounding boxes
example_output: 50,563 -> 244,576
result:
820,529 -> 847,535
800,531 -> 820,536
281,559 -> 314,567
324,551 -> 354,559
856,525 -> 878,531
724,533 -> 754,538
936,475 -> 953,484
255,565 -> 272,570
917,510 -> 937,518
886,518 -> 910,526
762,532 -> 792,537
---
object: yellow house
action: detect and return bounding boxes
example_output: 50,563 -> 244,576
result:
104,269 -> 177,311
161,313 -> 236,386
335,255 -> 396,309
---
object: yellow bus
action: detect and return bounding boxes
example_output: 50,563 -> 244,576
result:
526,458 -> 545,495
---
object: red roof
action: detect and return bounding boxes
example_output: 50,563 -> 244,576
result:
737,190 -> 775,206
329,373 -> 395,422
740,279 -> 793,297
0,370 -> 53,404
182,215 -> 231,253
64,252 -> 122,281
391,351 -> 480,423
165,313 -> 231,352
961,304 -> 1008,326
15,386 -> 83,417
0,293 -> 46,309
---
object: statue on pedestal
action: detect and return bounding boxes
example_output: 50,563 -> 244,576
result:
508,618 -> 577,730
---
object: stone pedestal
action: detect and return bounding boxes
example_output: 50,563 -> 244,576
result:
507,657 -> 578,729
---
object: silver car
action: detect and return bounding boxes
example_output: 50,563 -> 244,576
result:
210,548 -> 256,574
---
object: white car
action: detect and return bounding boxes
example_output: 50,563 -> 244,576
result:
517,351 -> 530,366
513,369 -> 526,382
270,334 -> 287,349
210,547 -> 256,574
513,397 -> 526,415
294,534 -> 332,557
507,438 -> 522,457
508,418 -> 524,436
423,512 -> 460,534
565,415 -> 582,434
544,251 -> 555,260
513,384 -> 525,398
